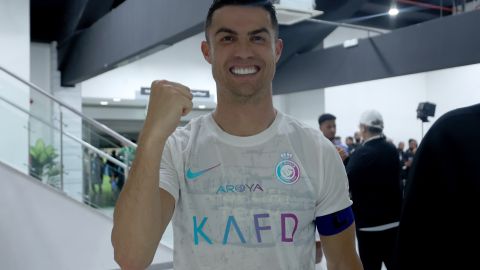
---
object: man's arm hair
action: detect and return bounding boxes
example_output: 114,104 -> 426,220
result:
320,223 -> 364,270
111,137 -> 175,270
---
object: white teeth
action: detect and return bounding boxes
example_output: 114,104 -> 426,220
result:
231,67 -> 257,75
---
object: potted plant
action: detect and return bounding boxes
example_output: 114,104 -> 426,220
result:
29,138 -> 61,187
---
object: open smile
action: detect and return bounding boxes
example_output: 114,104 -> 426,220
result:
229,66 -> 260,76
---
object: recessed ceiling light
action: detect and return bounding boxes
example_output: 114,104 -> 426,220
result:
100,101 -> 109,106
198,105 -> 206,109
113,98 -> 121,102
389,7 -> 399,16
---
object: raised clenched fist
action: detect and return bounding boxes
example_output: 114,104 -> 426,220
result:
142,80 -> 193,142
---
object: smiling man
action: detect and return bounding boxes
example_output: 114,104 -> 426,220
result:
112,1 -> 363,270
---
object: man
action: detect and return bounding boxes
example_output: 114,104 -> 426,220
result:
318,113 -> 349,162
396,141 -> 406,192
345,136 -> 355,153
396,141 -> 405,163
346,110 -> 402,270
397,103 -> 480,270
354,131 -> 362,145
112,1 -> 363,270
401,139 -> 417,182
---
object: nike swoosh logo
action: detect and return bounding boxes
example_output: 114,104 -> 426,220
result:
186,163 -> 221,181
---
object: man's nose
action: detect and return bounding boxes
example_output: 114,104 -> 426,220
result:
234,40 -> 254,59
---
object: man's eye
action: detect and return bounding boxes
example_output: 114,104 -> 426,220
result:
221,36 -> 234,42
252,36 -> 266,42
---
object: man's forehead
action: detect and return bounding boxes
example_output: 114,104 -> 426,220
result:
209,5 -> 273,31
321,120 -> 336,126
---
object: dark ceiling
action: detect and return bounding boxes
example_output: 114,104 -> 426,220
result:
30,0 -> 472,43
348,0 -> 468,29
31,0 -> 126,43
29,0 -> 478,87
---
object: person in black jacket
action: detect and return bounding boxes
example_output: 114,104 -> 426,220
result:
346,110 -> 402,270
396,103 -> 480,270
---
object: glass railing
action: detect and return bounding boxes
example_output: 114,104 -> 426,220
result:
0,65 -> 174,251
0,65 -> 134,214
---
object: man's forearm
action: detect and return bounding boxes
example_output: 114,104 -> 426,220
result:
112,136 -> 167,269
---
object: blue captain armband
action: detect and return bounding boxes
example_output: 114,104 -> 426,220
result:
316,206 -> 354,236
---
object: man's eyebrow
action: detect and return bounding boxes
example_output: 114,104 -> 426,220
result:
215,27 -> 237,36
214,27 -> 271,37
248,28 -> 270,36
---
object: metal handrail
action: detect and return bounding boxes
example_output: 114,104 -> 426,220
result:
0,95 -> 127,170
0,65 -> 137,148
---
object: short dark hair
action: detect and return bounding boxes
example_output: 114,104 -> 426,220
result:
318,113 -> 336,126
204,0 -> 279,40
367,126 -> 383,135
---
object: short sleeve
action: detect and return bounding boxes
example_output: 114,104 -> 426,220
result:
315,138 -> 352,217
159,138 -> 180,202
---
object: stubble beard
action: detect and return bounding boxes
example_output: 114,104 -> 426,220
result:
215,66 -> 274,105
220,80 -> 271,105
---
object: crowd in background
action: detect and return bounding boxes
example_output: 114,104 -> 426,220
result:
318,111 -> 417,270
82,140 -> 136,207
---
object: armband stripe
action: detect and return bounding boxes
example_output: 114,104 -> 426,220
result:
316,206 -> 354,236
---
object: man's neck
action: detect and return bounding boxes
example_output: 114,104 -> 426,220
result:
363,133 -> 383,144
213,96 -> 276,137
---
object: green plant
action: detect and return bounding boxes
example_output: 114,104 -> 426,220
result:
29,139 -> 60,184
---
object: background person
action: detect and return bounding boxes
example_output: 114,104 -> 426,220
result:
346,110 -> 402,270
397,103 -> 480,270
318,113 -> 349,163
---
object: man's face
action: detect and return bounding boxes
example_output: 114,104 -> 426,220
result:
320,120 -> 336,141
409,140 -> 417,149
201,6 -> 283,101
346,138 -> 354,146
398,142 -> 405,150
354,132 -> 361,142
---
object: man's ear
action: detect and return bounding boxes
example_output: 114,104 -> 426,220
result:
359,125 -> 366,133
201,41 -> 212,64
275,38 -> 284,63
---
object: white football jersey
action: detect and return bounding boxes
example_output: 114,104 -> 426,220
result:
160,111 -> 351,270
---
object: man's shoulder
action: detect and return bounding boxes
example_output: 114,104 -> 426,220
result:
433,103 -> 480,130
423,103 -> 480,144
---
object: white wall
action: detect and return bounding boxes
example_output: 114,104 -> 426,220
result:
325,74 -> 427,145
82,33 -> 216,101
323,63 -> 480,145
30,42 -> 54,146
0,161 -> 173,270
30,43 -> 52,92
0,0 -> 30,173
425,63 -> 480,123
274,88 -> 325,129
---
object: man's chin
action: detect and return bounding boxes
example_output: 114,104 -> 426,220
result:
227,83 -> 259,95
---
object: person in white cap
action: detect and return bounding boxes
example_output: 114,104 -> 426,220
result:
346,110 -> 403,270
